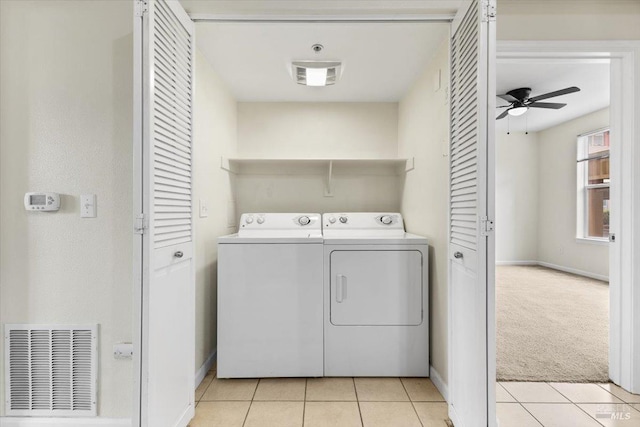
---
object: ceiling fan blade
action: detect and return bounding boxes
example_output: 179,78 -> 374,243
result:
529,102 -> 567,109
497,105 -> 512,108
496,109 -> 510,120
497,94 -> 518,102
529,86 -> 580,102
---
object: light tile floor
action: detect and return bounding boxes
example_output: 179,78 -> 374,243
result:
497,382 -> 640,427
192,366 -> 640,426
189,364 -> 449,427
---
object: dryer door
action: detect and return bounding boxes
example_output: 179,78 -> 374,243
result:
330,250 -> 423,326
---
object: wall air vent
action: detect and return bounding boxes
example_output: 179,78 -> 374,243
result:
292,61 -> 342,87
4,324 -> 97,417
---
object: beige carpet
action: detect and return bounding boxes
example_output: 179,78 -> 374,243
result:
496,265 -> 609,382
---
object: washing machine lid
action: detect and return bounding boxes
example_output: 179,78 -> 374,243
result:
220,213 -> 323,242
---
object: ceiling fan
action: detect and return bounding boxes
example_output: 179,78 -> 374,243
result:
496,86 -> 581,120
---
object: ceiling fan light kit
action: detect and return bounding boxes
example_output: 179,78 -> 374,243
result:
507,106 -> 528,117
496,86 -> 581,120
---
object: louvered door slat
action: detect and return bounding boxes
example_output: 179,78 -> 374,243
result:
156,3 -> 190,44
155,67 -> 192,107
450,0 -> 481,251
154,28 -> 191,68
152,20 -> 194,260
154,106 -> 192,138
154,52 -> 192,92
156,134 -> 191,157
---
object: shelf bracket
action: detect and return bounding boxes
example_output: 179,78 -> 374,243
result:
324,160 -> 334,197
405,157 -> 415,173
220,157 -> 237,173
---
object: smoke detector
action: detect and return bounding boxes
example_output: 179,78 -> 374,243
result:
291,61 -> 342,87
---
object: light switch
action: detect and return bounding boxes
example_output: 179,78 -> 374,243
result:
199,198 -> 209,218
81,194 -> 97,218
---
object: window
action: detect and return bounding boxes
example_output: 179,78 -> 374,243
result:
577,129 -> 610,241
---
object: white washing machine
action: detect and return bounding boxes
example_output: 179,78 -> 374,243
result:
217,213 -> 324,378
323,212 -> 429,377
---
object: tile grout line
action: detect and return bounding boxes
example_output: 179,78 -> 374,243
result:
595,382 -> 637,405
399,378 -> 425,427
573,402 -> 607,426
302,378 -> 308,427
196,371 -> 215,404
496,382 -> 518,403
241,378 -> 260,427
353,378 -> 365,427
516,402 -> 546,427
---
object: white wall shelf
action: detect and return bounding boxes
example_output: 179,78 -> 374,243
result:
220,157 -> 414,197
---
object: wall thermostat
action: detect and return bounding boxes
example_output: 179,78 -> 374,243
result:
24,192 -> 60,211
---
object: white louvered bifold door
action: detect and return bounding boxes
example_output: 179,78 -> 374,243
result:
448,0 -> 496,427
138,1 -> 195,426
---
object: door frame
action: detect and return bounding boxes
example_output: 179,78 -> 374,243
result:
132,2 -> 144,425
495,40 -> 640,394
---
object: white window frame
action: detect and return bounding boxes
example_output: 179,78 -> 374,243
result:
576,127 -> 610,244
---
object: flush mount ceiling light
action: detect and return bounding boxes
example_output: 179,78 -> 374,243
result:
292,61 -> 342,87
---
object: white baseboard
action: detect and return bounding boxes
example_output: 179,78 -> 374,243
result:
195,348 -> 217,388
429,365 -> 448,402
495,260 -> 538,266
537,261 -> 609,282
0,418 -> 130,427
496,260 -> 609,282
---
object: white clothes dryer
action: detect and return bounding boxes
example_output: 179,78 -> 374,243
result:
323,212 -> 429,377
217,213 -> 324,378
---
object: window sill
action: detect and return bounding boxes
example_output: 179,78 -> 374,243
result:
576,237 -> 609,246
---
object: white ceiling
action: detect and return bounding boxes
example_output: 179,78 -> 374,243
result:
496,61 -> 610,133
195,22 -> 449,102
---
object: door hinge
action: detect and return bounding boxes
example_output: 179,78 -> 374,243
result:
480,216 -> 494,236
134,213 -> 147,235
135,0 -> 148,17
482,0 -> 497,22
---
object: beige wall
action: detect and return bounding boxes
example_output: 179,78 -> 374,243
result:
193,51 -> 238,371
495,132 -> 539,263
495,111 -> 610,278
398,39 -> 450,384
0,0 -> 133,418
235,103 -> 401,215
497,1 -> 640,41
537,108 -> 609,278
237,103 -> 398,159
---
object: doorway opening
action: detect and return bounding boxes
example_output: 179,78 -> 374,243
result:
171,17 -> 455,427
493,41 -> 640,426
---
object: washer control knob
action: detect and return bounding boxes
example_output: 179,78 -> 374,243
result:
328,217 -> 336,224
256,217 -> 265,224
245,216 -> 254,224
381,215 -> 393,225
298,216 -> 311,226
339,216 -> 348,224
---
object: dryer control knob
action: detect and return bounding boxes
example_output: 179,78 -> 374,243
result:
257,217 -> 265,224
245,216 -> 254,224
339,216 -> 348,224
328,217 -> 336,224
298,216 -> 311,226
381,215 -> 393,225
